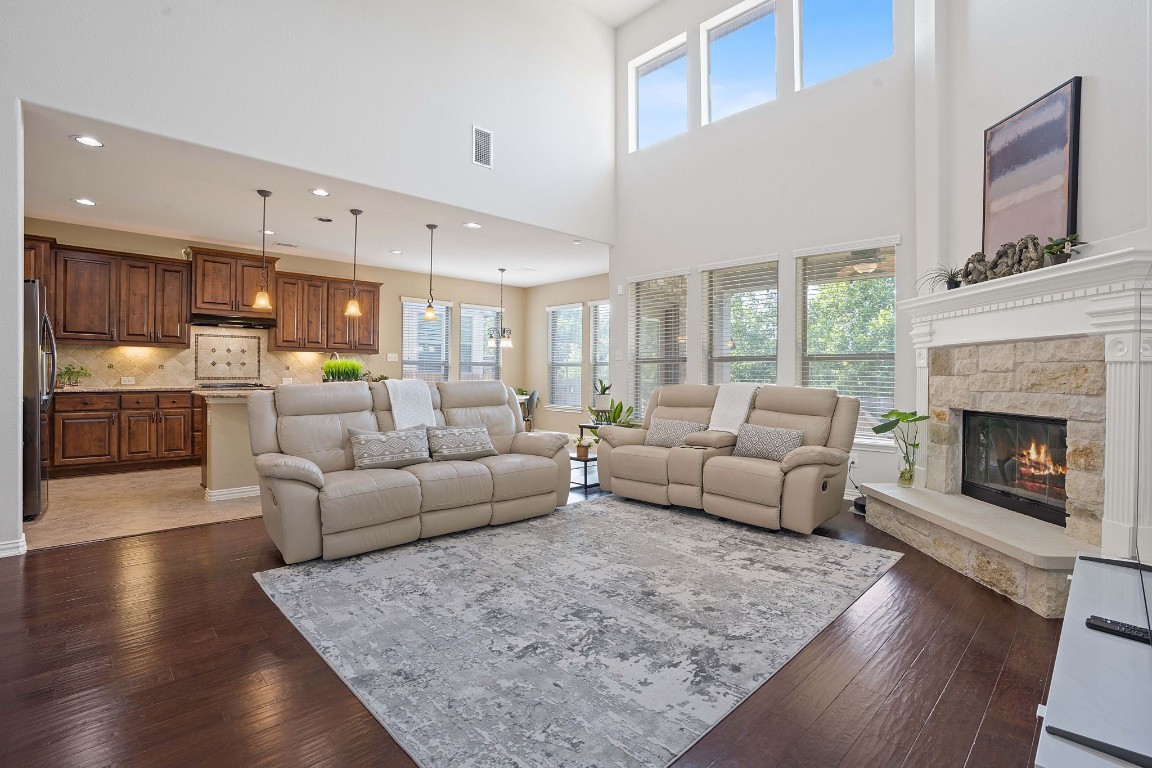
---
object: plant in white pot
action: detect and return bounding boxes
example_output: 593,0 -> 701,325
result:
592,379 -> 612,410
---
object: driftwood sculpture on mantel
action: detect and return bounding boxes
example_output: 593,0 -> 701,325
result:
962,234 -> 1044,285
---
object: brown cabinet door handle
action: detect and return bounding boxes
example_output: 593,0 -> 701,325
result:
83,399 -> 91,406
135,400 -> 142,405
111,412 -> 117,423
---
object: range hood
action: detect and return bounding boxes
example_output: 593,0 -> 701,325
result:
190,313 -> 277,329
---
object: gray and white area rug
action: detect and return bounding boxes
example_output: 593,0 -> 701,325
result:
255,497 -> 901,768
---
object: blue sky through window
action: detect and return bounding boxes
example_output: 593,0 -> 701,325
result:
801,0 -> 893,87
709,7 -> 776,122
637,49 -> 687,149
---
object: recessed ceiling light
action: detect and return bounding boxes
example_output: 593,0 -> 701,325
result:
72,198 -> 96,206
310,188 -> 331,197
72,136 -> 103,147
463,222 -> 483,229
390,250 -> 404,254
572,239 -> 582,245
315,217 -> 332,223
260,229 -> 276,235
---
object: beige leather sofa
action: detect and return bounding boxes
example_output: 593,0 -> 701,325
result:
248,380 -> 570,563
598,384 -> 859,534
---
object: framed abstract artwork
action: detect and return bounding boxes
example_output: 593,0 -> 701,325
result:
982,76 -> 1082,255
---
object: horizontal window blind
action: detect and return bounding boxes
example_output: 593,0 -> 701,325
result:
703,260 -> 778,384
590,301 -> 611,397
637,43 -> 687,77
798,247 -> 896,440
459,305 -> 500,381
402,299 -> 452,382
708,1 -> 775,44
630,275 -> 687,417
547,304 -> 583,409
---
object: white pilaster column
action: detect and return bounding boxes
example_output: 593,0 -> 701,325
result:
1101,330 -> 1152,557
911,322 -> 933,486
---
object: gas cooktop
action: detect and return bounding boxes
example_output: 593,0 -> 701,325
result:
196,382 -> 274,390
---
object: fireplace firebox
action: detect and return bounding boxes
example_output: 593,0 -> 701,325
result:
962,411 -> 1068,527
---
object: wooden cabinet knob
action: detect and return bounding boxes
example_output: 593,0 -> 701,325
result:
83,400 -> 91,406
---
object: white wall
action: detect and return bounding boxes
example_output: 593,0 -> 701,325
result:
918,0 -> 1151,268
0,0 -> 616,552
609,0 -> 917,484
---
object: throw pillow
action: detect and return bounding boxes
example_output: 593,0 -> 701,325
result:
348,426 -> 431,470
426,425 -> 498,461
644,418 -> 709,448
733,423 -> 805,462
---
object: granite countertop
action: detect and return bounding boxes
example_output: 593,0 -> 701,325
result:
192,389 -> 259,399
56,385 -> 195,393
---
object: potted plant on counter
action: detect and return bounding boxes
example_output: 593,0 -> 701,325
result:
322,360 -> 363,382
57,364 -> 92,388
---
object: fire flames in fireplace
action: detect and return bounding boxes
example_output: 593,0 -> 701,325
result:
1012,438 -> 1067,499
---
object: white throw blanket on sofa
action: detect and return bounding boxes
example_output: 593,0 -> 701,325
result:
708,383 -> 760,434
385,379 -> 436,430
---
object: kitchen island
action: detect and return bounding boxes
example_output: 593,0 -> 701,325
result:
193,388 -> 264,501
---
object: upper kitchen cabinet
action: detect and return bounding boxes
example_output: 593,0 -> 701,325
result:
54,246 -> 191,347
273,272 -> 328,351
325,280 -> 380,354
119,259 -> 191,347
189,247 -> 277,319
54,249 -> 119,342
24,235 -> 55,282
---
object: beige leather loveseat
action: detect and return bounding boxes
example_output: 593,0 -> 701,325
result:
598,384 -> 858,534
248,380 -> 570,563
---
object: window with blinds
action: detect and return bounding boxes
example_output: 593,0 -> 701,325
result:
636,40 -> 688,150
590,301 -> 611,396
547,304 -> 583,409
703,260 -> 778,384
630,274 -> 687,416
459,304 -> 500,381
798,247 -> 896,440
705,1 -> 776,123
402,299 -> 452,382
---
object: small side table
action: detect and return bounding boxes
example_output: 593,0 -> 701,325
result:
570,453 -> 598,490
577,423 -> 600,441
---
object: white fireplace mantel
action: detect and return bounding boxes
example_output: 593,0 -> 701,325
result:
899,249 -> 1152,558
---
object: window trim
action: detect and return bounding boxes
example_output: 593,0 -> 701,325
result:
628,33 -> 689,153
700,0 -> 777,126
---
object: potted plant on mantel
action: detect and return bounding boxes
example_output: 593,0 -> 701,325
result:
1043,234 -> 1085,266
873,409 -> 928,487
917,264 -> 965,293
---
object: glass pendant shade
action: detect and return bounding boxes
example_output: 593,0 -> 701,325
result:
487,336 -> 497,349
499,336 -> 514,349
252,290 -> 272,310
423,223 -> 438,320
424,302 -> 437,321
256,189 -> 273,310
344,298 -> 362,317
345,208 -> 363,317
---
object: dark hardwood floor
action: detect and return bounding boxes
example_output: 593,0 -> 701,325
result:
0,491 -> 1061,767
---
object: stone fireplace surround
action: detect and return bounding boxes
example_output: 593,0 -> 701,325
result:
863,250 -> 1152,617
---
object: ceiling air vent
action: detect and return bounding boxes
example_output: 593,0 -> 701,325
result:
473,125 -> 492,168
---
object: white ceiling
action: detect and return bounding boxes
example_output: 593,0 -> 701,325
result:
565,0 -> 664,27
22,105 -> 609,288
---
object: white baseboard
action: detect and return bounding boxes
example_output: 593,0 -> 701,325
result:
204,486 -> 260,502
0,534 -> 28,558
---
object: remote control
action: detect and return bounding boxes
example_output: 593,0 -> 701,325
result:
1085,615 -> 1151,644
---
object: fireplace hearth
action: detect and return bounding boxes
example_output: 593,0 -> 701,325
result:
962,411 -> 1068,527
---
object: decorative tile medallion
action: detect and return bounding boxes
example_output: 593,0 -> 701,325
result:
193,333 -> 263,381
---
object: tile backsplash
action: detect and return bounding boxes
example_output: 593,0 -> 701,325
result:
56,328 -> 378,388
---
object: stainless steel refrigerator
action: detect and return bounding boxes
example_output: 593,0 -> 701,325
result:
23,280 -> 56,520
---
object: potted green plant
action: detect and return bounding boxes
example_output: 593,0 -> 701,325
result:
1043,234 -> 1085,266
57,364 -> 92,388
917,264 -> 965,293
592,379 -> 612,410
572,435 -> 597,459
872,409 -> 928,487
587,399 -> 638,435
322,359 -> 364,382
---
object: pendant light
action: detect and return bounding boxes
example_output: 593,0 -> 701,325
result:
252,189 -> 273,310
344,208 -> 364,317
423,223 -> 438,321
487,268 -> 514,349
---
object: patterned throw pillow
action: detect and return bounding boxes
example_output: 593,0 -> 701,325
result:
733,423 -> 805,462
426,425 -> 498,461
644,418 -> 709,448
349,426 -> 431,470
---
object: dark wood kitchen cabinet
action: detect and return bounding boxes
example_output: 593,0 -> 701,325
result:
53,391 -> 199,475
190,247 -> 278,319
54,249 -> 119,342
119,259 -> 191,346
325,280 -> 380,354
